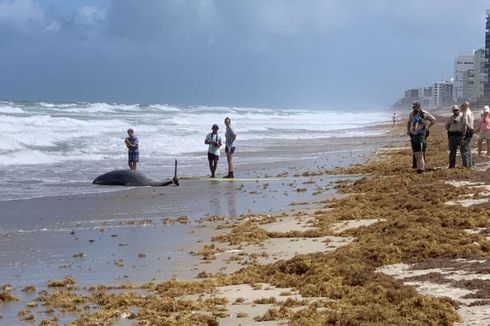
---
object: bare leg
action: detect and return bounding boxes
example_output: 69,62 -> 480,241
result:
226,152 -> 233,175
208,159 -> 214,177
414,152 -> 425,172
211,159 -> 218,177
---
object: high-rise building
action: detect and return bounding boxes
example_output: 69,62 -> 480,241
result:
484,9 -> 490,99
432,80 -> 454,108
418,87 -> 433,108
462,69 -> 476,102
453,55 -> 474,101
392,87 -> 432,109
404,89 -> 419,98
473,48 -> 487,102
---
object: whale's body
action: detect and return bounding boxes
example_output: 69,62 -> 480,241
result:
93,161 -> 179,187
93,170 -> 176,186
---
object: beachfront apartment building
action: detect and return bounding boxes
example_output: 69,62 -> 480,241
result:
393,9 -> 490,108
462,69 -> 476,102
471,48 -> 487,102
453,49 -> 487,103
484,9 -> 490,100
453,55 -> 474,102
393,80 -> 462,109
391,87 -> 432,109
432,80 -> 454,108
418,87 -> 433,108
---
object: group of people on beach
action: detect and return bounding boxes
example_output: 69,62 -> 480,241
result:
124,103 -> 489,178
407,100 -> 490,172
124,117 -> 237,178
204,117 -> 237,178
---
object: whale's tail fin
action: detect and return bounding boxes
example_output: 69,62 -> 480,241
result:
173,159 -> 179,186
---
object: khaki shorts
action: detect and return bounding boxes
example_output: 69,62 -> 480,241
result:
478,130 -> 490,140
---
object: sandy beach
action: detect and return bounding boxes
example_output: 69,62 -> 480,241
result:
3,1 -> 490,324
1,120 -> 489,325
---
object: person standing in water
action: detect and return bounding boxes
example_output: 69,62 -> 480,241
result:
204,124 -> 222,178
392,112 -> 398,127
223,117 -> 236,179
125,128 -> 139,170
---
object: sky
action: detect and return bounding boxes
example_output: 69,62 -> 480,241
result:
0,0 -> 489,110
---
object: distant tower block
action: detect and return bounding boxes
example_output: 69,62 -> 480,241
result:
484,9 -> 490,99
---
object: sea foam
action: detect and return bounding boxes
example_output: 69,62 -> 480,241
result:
0,101 -> 388,166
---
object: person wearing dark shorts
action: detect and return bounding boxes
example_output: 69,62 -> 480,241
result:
205,124 -> 222,178
410,117 -> 426,173
125,128 -> 139,170
407,102 -> 436,171
223,117 -> 236,179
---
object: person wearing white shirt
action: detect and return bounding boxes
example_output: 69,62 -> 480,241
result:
460,101 -> 474,168
204,124 -> 222,178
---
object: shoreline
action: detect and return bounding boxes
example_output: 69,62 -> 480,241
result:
0,115 -> 390,202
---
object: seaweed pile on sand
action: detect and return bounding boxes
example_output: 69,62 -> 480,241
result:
13,278 -> 224,325
211,125 -> 490,324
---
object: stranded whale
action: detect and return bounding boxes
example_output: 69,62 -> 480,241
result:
93,160 -> 179,187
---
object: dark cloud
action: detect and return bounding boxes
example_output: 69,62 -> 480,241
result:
0,0 -> 489,108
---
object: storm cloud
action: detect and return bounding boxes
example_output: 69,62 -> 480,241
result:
0,0 -> 488,109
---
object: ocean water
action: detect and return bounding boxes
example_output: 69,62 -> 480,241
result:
0,100 -> 389,201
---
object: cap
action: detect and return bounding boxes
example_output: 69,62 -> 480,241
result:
484,106 -> 490,113
412,101 -> 421,108
212,124 -> 219,130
